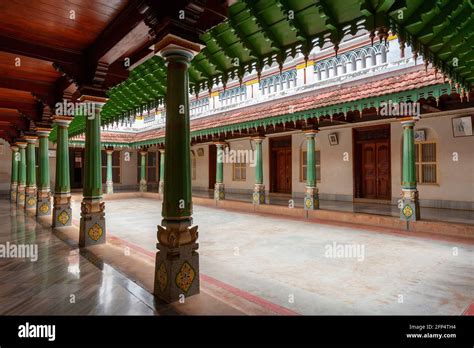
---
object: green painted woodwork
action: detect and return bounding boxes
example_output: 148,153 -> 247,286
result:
306,134 -> 315,187
216,144 -> 224,183
255,139 -> 263,185
83,109 -> 103,198
26,141 -> 36,187
55,125 -> 70,193
140,151 -> 146,182
38,136 -> 50,189
161,50 -> 194,221
106,151 -> 113,184
11,148 -> 19,185
159,152 -> 165,182
18,146 -> 26,186
402,121 -> 417,189
47,1 -> 473,140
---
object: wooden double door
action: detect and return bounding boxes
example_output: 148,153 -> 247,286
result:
360,141 -> 391,199
270,136 -> 292,194
354,125 -> 391,200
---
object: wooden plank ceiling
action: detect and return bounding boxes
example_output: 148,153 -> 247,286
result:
0,0 -> 228,143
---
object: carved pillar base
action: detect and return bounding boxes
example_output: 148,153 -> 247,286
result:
36,189 -> 51,216
304,186 -> 319,210
154,220 -> 200,303
214,182 -> 225,200
158,180 -> 164,195
252,183 -> 265,205
139,179 -> 147,192
106,181 -> 114,195
16,184 -> 26,207
79,198 -> 106,247
25,186 -> 37,210
52,193 -> 72,227
10,183 -> 18,203
400,189 -> 420,221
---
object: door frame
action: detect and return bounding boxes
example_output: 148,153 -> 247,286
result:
352,124 -> 391,201
208,144 -> 217,190
269,136 -> 292,194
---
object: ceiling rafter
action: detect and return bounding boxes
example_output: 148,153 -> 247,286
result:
277,0 -> 307,41
227,17 -> 259,58
243,1 -> 282,52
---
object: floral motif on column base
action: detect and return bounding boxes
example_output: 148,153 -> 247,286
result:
36,189 -> 51,217
79,198 -> 106,247
139,179 -> 147,192
10,183 -> 18,203
52,194 -> 72,227
252,184 -> 265,205
16,184 -> 26,207
24,186 -> 37,210
400,189 -> 420,221
153,220 -> 200,303
106,181 -> 114,195
304,186 -> 319,210
214,183 -> 225,201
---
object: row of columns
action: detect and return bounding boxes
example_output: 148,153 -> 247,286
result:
8,40 -> 203,303
138,148 -> 165,195
210,120 -> 420,220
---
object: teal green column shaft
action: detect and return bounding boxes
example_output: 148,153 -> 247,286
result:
11,147 -> 19,186
306,135 -> 316,187
18,145 -> 26,187
159,151 -> 165,183
26,140 -> 36,187
55,124 -> 70,193
38,134 -> 50,189
162,50 -> 194,221
402,121 -> 416,189
140,151 -> 146,181
83,112 -> 102,198
216,144 -> 224,184
255,139 -> 263,185
106,151 -> 113,183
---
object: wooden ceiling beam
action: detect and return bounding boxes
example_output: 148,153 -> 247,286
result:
0,35 -> 82,65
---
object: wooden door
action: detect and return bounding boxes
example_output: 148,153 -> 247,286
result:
376,142 -> 391,199
208,144 -> 216,189
361,143 -> 376,198
274,149 -> 292,193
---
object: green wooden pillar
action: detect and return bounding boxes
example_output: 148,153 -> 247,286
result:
252,136 -> 265,204
105,148 -> 114,194
52,116 -> 73,227
139,150 -> 147,192
79,105 -> 106,247
36,128 -> 52,216
400,118 -> 420,221
304,130 -> 319,210
16,142 -> 27,207
158,148 -> 165,195
153,42 -> 200,303
10,145 -> 19,203
214,142 -> 225,200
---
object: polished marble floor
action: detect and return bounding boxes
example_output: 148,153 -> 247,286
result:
0,202 -> 175,315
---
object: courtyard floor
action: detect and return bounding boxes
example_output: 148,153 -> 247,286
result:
63,196 -> 473,315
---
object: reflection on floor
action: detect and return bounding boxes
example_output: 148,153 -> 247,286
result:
192,190 -> 474,225
0,202 -> 161,315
